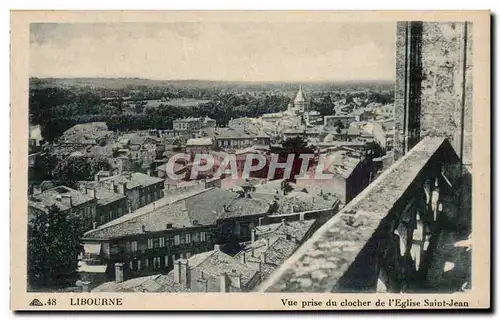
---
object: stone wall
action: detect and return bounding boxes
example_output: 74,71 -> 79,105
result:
394,21 -> 473,170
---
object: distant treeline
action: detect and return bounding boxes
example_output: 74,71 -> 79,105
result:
30,85 -> 394,142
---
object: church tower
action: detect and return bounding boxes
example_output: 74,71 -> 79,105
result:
293,86 -> 307,113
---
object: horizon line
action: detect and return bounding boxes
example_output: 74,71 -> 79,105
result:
30,76 -> 396,83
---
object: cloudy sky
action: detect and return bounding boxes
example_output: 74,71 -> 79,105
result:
30,22 -> 396,82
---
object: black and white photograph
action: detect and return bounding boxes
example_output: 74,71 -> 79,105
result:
10,10 -> 490,311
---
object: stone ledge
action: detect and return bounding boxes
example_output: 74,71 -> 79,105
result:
258,137 -> 458,292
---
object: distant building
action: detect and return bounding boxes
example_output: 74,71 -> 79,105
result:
77,182 -> 128,227
320,148 -> 372,204
282,127 -> 322,141
208,128 -> 270,150
29,124 -> 43,148
185,137 -> 214,155
202,117 -> 217,129
324,115 -> 358,129
261,112 -> 284,124
92,272 -> 189,293
28,186 -> 98,230
93,171 -> 165,212
97,219 -> 318,293
228,117 -> 255,131
82,188 -> 274,279
167,246 -> 260,292
173,118 -> 203,132
288,86 -> 309,115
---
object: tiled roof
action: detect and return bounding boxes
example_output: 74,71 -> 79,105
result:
254,220 -> 316,243
77,182 -> 126,206
83,199 -> 192,240
183,188 -> 238,224
83,188 -> 275,240
235,220 -> 316,280
186,138 -> 213,146
92,274 -> 190,292
276,191 -> 336,215
100,172 -> 164,189
204,128 -> 269,140
217,195 -> 272,220
174,117 -> 202,123
186,249 -> 258,287
29,186 -> 95,212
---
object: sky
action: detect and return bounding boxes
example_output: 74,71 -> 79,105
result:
30,22 -> 396,82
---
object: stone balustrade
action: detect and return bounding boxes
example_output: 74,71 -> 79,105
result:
257,137 -> 470,293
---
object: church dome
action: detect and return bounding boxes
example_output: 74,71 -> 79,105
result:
294,86 -> 305,104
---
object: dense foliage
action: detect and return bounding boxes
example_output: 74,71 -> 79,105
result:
52,156 -> 111,189
28,205 -> 86,288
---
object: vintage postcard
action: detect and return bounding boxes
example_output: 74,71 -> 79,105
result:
11,10 -> 490,310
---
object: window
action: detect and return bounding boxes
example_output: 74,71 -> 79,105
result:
131,241 -> 138,252
153,257 -> 161,269
109,211 -> 113,221
174,235 -> 180,245
129,261 -> 133,270
141,196 -> 145,206
147,238 -> 154,249
159,237 -> 165,247
192,232 -> 199,243
137,259 -> 141,271
118,207 -> 123,216
200,232 -> 206,242
100,215 -> 105,225
185,233 -> 191,244
144,258 -> 149,268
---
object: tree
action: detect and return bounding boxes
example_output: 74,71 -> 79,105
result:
28,205 -> 86,288
52,157 -> 111,188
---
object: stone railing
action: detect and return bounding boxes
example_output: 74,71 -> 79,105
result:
257,137 -> 471,293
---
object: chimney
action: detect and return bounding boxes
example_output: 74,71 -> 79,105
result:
92,221 -> 97,230
117,182 -> 126,195
281,218 -> 287,225
115,262 -> 124,283
220,272 -> 229,292
229,270 -> 242,289
79,281 -> 91,293
258,217 -> 264,226
214,244 -> 221,251
60,194 -> 72,208
174,260 -> 181,284
179,260 -> 191,289
260,252 -> 267,264
87,187 -> 96,199
240,251 -> 246,264
251,229 -> 257,243
265,238 -> 270,248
